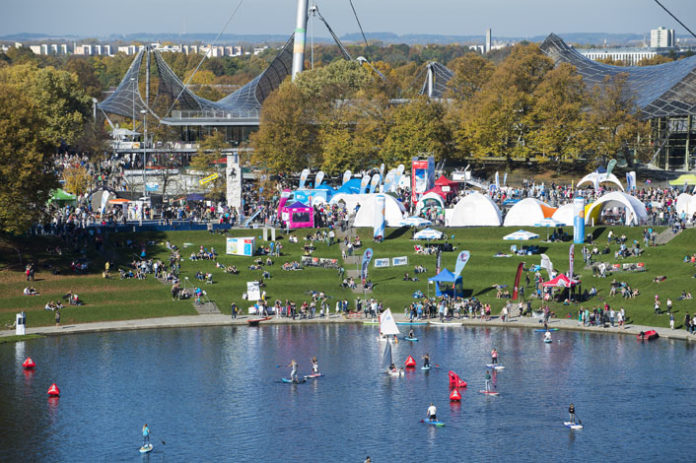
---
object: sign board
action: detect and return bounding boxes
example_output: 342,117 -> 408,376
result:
246,281 -> 261,301
392,256 -> 408,266
374,258 -> 390,268
226,237 -> 255,256
200,173 -> 219,185
145,183 -> 159,192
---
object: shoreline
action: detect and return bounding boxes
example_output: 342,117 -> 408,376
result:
1,311 -> 693,343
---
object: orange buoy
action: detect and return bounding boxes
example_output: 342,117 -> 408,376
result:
405,355 -> 416,368
22,357 -> 36,369
449,388 -> 462,401
47,383 -> 60,396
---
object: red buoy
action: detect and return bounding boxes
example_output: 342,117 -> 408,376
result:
405,355 -> 416,368
22,357 -> 36,369
47,383 -> 60,396
448,370 -> 467,388
449,388 -> 462,401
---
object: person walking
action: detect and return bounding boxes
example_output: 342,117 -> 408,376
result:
55,309 -> 60,327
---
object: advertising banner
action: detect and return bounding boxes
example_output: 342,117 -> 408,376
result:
454,250 -> 471,277
361,248 -> 374,281
392,256 -> 409,266
573,196 -> 585,244
374,258 -> 390,268
512,262 -> 524,301
373,194 -> 386,240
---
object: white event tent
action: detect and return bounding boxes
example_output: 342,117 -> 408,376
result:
503,198 -> 556,227
585,191 -> 648,226
447,192 -> 502,226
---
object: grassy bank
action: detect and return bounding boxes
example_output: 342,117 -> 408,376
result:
1,225 -> 694,330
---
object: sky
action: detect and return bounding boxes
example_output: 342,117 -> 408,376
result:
2,0 -> 696,39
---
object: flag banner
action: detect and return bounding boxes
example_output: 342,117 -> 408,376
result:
454,250 -> 471,277
361,248 -> 374,281
512,262 -> 524,301
299,168 -> 310,189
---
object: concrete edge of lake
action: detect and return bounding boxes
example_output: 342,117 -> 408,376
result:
3,310 -> 695,343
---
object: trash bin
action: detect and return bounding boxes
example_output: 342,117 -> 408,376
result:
16,312 -> 26,336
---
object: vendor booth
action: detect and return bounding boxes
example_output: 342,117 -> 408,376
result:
280,201 -> 314,229
428,269 -> 464,297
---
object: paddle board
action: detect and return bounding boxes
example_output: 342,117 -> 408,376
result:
281,378 -> 306,384
564,421 -> 583,430
304,373 -> 324,379
429,321 -> 461,327
362,321 -> 379,325
422,419 -> 445,427
479,390 -> 499,396
397,322 -> 428,326
387,369 -> 404,377
486,364 -> 505,370
534,328 -> 559,332
139,444 -> 153,454
404,337 -> 419,342
544,339 -> 553,343
421,365 -> 431,371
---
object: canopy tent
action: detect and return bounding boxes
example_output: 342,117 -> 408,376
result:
585,191 -> 648,226
503,229 -> 539,240
352,194 -> 406,228
542,274 -> 578,288
333,178 -> 363,196
49,188 -> 76,203
577,172 -> 624,191
503,198 -> 556,226
669,174 -> 696,186
448,192 -> 502,227
414,228 -> 444,240
433,175 -> 458,198
280,201 -> 314,229
415,191 -> 445,215
428,268 -> 464,297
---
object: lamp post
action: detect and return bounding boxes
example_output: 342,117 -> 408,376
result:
140,109 -> 148,199
130,77 -> 136,132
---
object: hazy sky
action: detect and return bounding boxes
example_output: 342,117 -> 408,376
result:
2,0 -> 696,38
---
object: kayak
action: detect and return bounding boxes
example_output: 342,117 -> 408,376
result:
637,330 -> 659,341
564,421 -> 583,430
281,378 -> 306,384
534,328 -> 559,332
422,419 -> 445,427
486,364 -> 504,370
479,390 -> 499,396
139,444 -> 153,454
404,337 -> 419,342
397,321 -> 428,326
304,373 -> 324,379
248,316 -> 271,326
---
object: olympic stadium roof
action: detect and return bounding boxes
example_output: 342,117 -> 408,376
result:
99,36 -> 294,126
540,33 -> 696,119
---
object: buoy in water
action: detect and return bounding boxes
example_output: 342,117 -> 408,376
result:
405,355 -> 416,368
47,383 -> 60,396
22,357 -> 36,369
448,370 -> 467,388
449,388 -> 462,401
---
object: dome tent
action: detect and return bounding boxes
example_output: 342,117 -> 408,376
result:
415,192 -> 445,215
551,203 -> 576,225
503,198 -> 556,227
586,191 -> 648,226
448,192 -> 502,227
352,194 -> 406,228
577,172 -> 624,191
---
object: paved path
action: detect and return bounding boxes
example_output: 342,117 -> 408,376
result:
2,311 -> 693,342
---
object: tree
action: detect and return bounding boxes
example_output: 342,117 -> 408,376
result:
62,165 -> 91,196
64,57 -> 103,99
190,131 -> 229,198
0,83 -> 58,234
380,96 -> 450,165
250,80 -> 317,174
584,73 -> 650,165
445,52 -> 495,101
525,63 -> 587,167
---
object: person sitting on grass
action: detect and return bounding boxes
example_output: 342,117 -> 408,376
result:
23,287 -> 38,296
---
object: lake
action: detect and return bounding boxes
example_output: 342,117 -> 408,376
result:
1,324 -> 694,462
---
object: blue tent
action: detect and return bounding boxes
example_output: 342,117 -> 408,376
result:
334,178 -> 362,195
428,268 -> 463,297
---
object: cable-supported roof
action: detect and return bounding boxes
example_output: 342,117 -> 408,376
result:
540,33 -> 696,119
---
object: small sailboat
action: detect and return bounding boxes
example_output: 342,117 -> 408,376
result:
383,338 -> 403,377
377,309 -> 401,342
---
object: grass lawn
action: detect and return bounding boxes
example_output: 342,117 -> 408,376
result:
1,225 -> 694,330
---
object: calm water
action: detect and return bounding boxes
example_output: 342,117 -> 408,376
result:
1,324 -> 695,462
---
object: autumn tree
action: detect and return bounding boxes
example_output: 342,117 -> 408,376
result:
190,131 -> 229,198
445,52 -> 495,101
525,62 -> 587,167
380,96 -> 450,165
62,165 -> 92,196
250,80 -> 317,174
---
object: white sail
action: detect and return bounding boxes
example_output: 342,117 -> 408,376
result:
379,309 -> 401,336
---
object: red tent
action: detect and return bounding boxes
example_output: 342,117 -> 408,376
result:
434,175 -> 458,195
542,274 -> 578,288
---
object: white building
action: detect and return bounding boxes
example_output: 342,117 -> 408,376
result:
650,26 -> 675,48
74,44 -> 93,56
578,48 -> 658,66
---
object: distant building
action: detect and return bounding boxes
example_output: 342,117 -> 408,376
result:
650,26 -> 675,48
29,45 -> 41,54
74,44 -> 93,56
578,47 -> 658,66
485,28 -> 492,54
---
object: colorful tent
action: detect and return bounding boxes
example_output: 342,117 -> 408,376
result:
669,174 -> 696,186
428,268 -> 463,297
49,188 -> 76,203
280,201 -> 314,229
585,191 -> 648,226
503,198 -> 556,226
542,274 -> 578,288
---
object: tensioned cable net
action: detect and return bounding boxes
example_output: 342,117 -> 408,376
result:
97,49 -> 149,118
419,62 -> 454,99
540,33 -> 696,119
